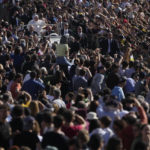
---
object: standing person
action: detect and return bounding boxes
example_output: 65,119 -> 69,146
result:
27,15 -> 46,35
62,110 -> 86,138
0,104 -> 11,150
12,116 -> 41,150
56,36 -> 72,66
22,71 -> 45,100
42,115 -> 69,150
91,66 -> 106,95
111,76 -> 126,102
100,32 -> 120,57
10,73 -> 22,100
75,26 -> 87,49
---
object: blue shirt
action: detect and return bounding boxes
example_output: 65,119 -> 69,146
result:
112,86 -> 125,101
22,79 -> 45,100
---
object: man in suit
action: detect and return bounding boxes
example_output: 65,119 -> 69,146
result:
61,22 -> 73,37
100,32 -> 120,57
75,26 -> 87,49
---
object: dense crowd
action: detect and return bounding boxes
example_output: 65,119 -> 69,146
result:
0,0 -> 150,150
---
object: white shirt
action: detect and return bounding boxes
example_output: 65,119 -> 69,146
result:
53,98 -> 66,108
27,19 -> 46,35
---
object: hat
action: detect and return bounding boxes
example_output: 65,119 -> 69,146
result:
86,112 -> 98,120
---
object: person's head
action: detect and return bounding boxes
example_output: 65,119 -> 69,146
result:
65,92 -> 74,102
79,69 -> 86,76
15,73 -> 22,83
106,137 -> 123,150
108,32 -> 113,39
77,26 -> 82,33
75,93 -> 84,106
88,134 -> 103,150
89,119 -> 101,133
23,116 -> 36,131
53,115 -> 64,129
30,71 -> 37,79
100,116 -> 112,128
132,141 -> 148,150
64,22 -> 69,29
33,15 -> 39,21
40,111 -> 53,129
141,124 -> 150,138
14,46 -> 22,55
29,101 -> 40,117
53,89 -> 61,99
11,105 -> 24,118
77,129 -> 89,146
29,25 -> 34,32
0,104 -> 10,123
113,119 -> 125,135
63,110 -> 74,124
118,76 -> 126,87
89,100 -> 99,112
97,66 -> 106,74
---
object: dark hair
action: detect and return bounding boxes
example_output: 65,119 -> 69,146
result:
30,71 -> 37,79
79,69 -> 86,76
11,105 -> 24,118
100,116 -> 112,127
64,110 -> 73,123
60,36 -> 68,44
133,141 -> 148,150
53,115 -> 64,128
106,137 -> 122,150
88,134 -> 103,150
89,119 -> 101,133
41,112 -> 53,123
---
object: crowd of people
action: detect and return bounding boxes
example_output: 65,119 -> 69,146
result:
0,0 -> 150,150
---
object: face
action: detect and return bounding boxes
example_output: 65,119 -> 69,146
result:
34,16 -> 39,21
78,27 -> 82,33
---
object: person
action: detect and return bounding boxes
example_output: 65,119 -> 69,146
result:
91,66 -> 106,95
61,22 -> 73,37
73,68 -> 88,91
100,32 -> 120,57
53,88 -> 66,108
42,115 -> 69,150
106,137 -> 123,150
0,104 -> 11,150
62,110 -> 86,138
75,26 -> 87,49
111,76 -> 126,101
22,71 -> 45,100
12,116 -> 41,150
131,124 -> 150,150
88,133 -> 104,150
56,36 -> 72,66
27,14 -> 46,35
10,73 -> 22,100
